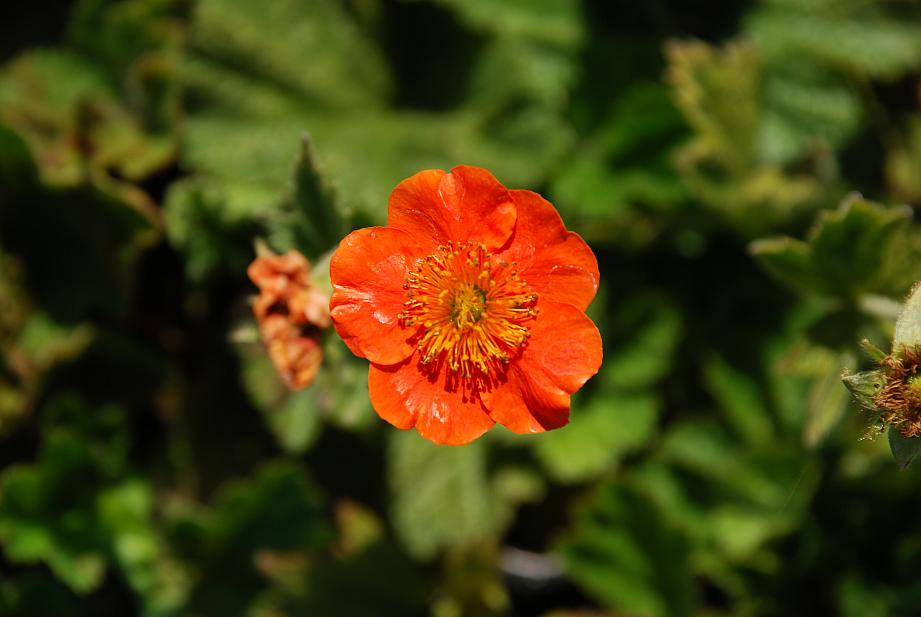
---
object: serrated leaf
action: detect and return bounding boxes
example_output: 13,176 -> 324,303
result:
667,40 -> 761,169
810,196 -> 911,293
752,194 -> 912,298
266,134 -> 346,258
888,426 -> 921,469
667,40 -> 824,233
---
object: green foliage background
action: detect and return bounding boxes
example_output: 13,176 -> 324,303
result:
3,0 -> 921,615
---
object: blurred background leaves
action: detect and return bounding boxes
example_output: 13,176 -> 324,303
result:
4,0 -> 921,616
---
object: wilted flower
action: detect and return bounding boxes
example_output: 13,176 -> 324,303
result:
329,166 -> 602,445
248,249 -> 330,389
870,347 -> 921,438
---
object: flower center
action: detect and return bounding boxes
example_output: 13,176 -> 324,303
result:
400,241 -> 538,380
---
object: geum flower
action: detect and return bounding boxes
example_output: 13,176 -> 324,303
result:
329,166 -> 602,445
248,249 -> 331,390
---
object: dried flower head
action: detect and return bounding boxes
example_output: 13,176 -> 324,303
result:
247,249 -> 330,389
873,346 -> 921,438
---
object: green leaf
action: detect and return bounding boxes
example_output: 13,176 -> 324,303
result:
189,0 -> 391,111
666,40 -> 824,233
170,462 -> 331,617
659,420 -> 818,514
809,196 -> 911,295
68,0 -> 184,87
0,48 -> 175,206
549,83 -> 687,248
0,396 -> 133,593
388,432 -> 498,560
266,134 -> 346,258
468,38 -> 576,111
802,351 -> 855,447
238,350 -> 322,454
600,290 -> 683,391
97,480 -> 189,614
425,0 -> 584,48
534,393 -> 658,483
210,463 -> 330,556
761,63 -> 861,163
887,116 -> 921,204
703,355 -> 774,445
0,124 -> 36,190
749,236 -> 822,294
748,2 -> 921,80
668,40 -> 761,169
162,176 -> 267,280
558,483 -> 694,617
751,194 -> 912,299
633,420 -> 819,582
888,426 -> 921,469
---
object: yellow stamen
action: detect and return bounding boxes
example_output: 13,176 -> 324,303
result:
399,242 -> 538,382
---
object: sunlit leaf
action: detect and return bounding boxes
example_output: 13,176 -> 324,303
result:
388,432 -> 498,560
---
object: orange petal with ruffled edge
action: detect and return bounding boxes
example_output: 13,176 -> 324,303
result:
329,227 -> 426,366
368,360 -> 495,445
388,166 -> 517,250
482,301 -> 602,434
497,190 -> 599,312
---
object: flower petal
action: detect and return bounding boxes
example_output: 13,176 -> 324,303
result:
368,360 -> 495,445
482,301 -> 602,434
499,189 -> 599,311
329,227 -> 425,365
388,166 -> 517,250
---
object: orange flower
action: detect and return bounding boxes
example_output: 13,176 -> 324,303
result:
329,166 -> 602,444
248,250 -> 330,389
